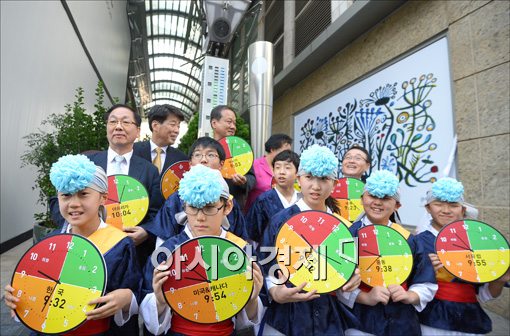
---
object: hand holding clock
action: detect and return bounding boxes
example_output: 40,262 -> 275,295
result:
387,285 -> 419,305
153,261 -> 171,316
356,286 -> 390,306
3,284 -> 18,318
269,270 -> 321,304
85,288 -> 134,320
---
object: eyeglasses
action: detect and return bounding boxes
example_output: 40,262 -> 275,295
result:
343,155 -> 367,162
107,119 -> 137,127
191,152 -> 220,160
184,204 -> 225,216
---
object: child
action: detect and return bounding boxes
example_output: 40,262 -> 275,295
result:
418,177 -> 510,335
260,144 -> 360,336
139,164 -> 264,335
346,170 -> 437,336
4,154 -> 140,335
147,137 -> 248,246
246,150 -> 300,244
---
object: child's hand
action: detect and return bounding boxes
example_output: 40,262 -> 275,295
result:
341,268 -> 361,292
153,262 -> 171,312
388,284 -> 419,305
428,253 -> 443,273
86,288 -> 133,320
249,262 -> 263,301
4,285 -> 18,318
269,271 -> 320,304
357,286 -> 390,306
124,226 -> 148,246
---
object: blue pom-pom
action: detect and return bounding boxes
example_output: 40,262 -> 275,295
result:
299,144 -> 338,177
178,165 -> 223,208
50,154 -> 97,194
365,170 -> 399,198
432,177 -> 464,202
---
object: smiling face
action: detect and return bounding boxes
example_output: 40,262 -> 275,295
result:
273,160 -> 298,190
211,109 -> 236,140
185,199 -> 233,237
361,192 -> 401,224
58,187 -> 106,229
426,200 -> 466,231
341,148 -> 370,179
298,173 -> 335,211
106,107 -> 140,153
152,114 -> 181,146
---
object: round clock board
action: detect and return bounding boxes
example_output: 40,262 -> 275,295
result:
435,219 -> 510,283
11,234 -> 106,334
275,211 -> 357,293
161,161 -> 190,200
358,225 -> 413,287
105,175 -> 149,229
162,236 -> 253,323
218,136 -> 254,179
330,177 -> 365,221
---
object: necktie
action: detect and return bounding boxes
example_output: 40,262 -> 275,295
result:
114,155 -> 124,175
153,147 -> 162,173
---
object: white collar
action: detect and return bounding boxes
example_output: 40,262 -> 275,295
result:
274,187 -> 299,208
150,140 -> 168,153
424,221 -> 440,237
360,215 -> 392,227
107,147 -> 133,162
184,225 -> 227,239
64,219 -> 107,234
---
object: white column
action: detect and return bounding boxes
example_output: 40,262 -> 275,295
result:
283,0 -> 295,68
332,0 -> 353,22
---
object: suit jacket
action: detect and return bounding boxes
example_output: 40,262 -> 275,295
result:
133,140 -> 188,176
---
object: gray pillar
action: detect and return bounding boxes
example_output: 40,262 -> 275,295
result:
283,0 -> 295,68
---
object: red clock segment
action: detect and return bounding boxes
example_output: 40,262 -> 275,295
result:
11,234 -> 106,334
105,175 -> 149,229
331,177 -> 365,221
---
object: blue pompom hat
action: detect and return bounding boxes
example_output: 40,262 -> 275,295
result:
364,170 -> 401,201
178,164 -> 230,208
50,154 -> 107,194
297,144 -> 338,179
426,177 -> 464,204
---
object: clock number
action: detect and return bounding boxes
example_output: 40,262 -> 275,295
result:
20,270 -> 26,278
92,266 -> 98,274
398,240 -> 403,245
492,234 -> 497,240
300,216 -> 308,224
63,319 -> 68,327
23,309 -> 29,318
458,271 -> 463,276
440,237 -> 447,242
449,228 -> 457,234
204,295 -> 210,302
91,286 -> 97,293
178,302 -> 183,309
41,322 -> 46,330
317,217 -> 325,225
440,249 -> 445,254
194,313 -> 198,320
30,253 -> 38,261
361,233 -> 367,238
169,287 -> 175,294
373,229 -> 378,235
48,243 -> 56,251
83,249 -> 88,257
67,241 -> 74,250
16,290 -> 22,298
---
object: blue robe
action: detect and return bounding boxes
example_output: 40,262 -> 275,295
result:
245,188 -> 284,244
259,205 -> 358,336
348,221 -> 436,336
147,192 -> 248,241
417,230 -> 492,334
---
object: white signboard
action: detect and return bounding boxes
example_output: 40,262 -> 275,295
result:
293,37 -> 455,227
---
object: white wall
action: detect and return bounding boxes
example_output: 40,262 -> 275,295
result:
1,1 -> 131,243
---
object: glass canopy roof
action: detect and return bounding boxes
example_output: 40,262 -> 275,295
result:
144,0 -> 203,119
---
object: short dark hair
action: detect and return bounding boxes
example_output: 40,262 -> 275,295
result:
343,145 -> 372,164
188,137 -> 226,161
272,150 -> 300,170
147,104 -> 184,132
265,133 -> 293,153
105,104 -> 141,127
210,105 -> 236,123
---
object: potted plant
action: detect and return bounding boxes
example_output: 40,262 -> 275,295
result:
21,82 -> 112,242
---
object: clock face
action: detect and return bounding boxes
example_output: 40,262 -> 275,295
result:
331,178 -> 365,221
435,220 -> 510,283
162,236 -> 253,323
275,211 -> 357,293
105,175 -> 149,229
358,225 -> 413,287
161,161 -> 190,200
11,234 -> 106,334
218,136 -> 253,179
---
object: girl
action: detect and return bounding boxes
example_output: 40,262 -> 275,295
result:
4,154 -> 140,335
260,144 -> 361,336
139,164 -> 264,335
418,177 -> 510,335
347,170 -> 437,336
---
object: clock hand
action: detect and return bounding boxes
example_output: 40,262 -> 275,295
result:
37,270 -> 61,284
41,284 -> 58,312
182,260 -> 211,283
107,197 -> 119,203
362,249 -> 381,257
299,234 -> 355,265
454,233 -> 472,252
365,256 -> 381,271
452,243 -> 473,252
119,185 -> 126,202
183,276 -> 208,283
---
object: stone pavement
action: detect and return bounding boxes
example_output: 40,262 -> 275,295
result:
1,239 -> 509,335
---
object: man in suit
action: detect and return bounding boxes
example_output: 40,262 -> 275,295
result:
133,104 -> 188,175
210,105 -> 256,211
